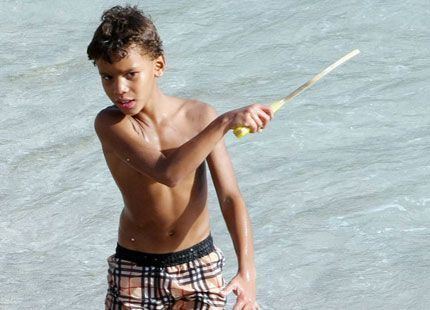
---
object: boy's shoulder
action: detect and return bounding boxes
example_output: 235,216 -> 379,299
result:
95,105 -> 123,121
93,105 -> 125,136
182,99 -> 218,129
93,99 -> 219,132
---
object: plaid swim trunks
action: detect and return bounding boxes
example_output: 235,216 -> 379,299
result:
105,234 -> 226,309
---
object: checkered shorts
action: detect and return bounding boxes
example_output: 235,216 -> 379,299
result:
105,235 -> 226,309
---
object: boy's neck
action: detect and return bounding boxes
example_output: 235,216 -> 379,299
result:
134,84 -> 171,125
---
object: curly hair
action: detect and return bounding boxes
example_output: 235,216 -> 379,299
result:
87,5 -> 163,64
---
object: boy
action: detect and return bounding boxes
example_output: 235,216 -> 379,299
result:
87,5 -> 273,309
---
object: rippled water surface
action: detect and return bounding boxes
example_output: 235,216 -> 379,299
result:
1,0 -> 429,309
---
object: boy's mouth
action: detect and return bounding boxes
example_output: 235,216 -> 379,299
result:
117,99 -> 135,109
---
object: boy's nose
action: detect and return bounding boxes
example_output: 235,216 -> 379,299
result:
113,78 -> 129,95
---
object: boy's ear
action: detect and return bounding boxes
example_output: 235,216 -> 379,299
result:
153,55 -> 165,77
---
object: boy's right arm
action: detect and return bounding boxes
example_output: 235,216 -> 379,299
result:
94,104 -> 273,187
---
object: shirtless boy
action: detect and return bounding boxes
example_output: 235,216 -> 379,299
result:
87,5 -> 273,309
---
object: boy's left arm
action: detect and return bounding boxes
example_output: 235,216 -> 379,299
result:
207,132 -> 259,309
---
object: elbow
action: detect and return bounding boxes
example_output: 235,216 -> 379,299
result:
220,193 -> 244,209
151,171 -> 177,187
152,157 -> 179,187
162,171 -> 180,188
143,172 -> 178,187
161,158 -> 188,187
164,177 -> 178,188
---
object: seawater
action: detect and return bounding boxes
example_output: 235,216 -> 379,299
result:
1,0 -> 429,309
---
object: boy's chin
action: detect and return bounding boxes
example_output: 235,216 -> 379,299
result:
118,108 -> 139,116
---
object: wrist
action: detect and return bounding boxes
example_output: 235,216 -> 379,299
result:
238,266 -> 256,280
217,112 -> 232,135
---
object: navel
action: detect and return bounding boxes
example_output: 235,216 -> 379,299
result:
168,230 -> 175,237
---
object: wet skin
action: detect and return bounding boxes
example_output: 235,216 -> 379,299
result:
93,45 -> 275,308
99,100 -> 213,253
95,47 -> 220,252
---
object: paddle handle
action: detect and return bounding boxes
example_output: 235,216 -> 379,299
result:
233,49 -> 360,139
232,100 -> 284,138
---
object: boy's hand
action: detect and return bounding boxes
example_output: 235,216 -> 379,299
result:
223,104 -> 274,134
222,272 -> 260,309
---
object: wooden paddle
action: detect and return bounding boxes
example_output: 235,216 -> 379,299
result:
233,49 -> 361,138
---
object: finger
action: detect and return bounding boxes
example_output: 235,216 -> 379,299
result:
249,111 -> 263,132
260,105 -> 274,119
256,110 -> 270,128
240,110 -> 255,133
241,297 -> 257,310
253,104 -> 274,123
233,300 -> 246,310
244,119 -> 258,133
242,304 -> 253,310
254,112 -> 267,133
221,281 -> 236,296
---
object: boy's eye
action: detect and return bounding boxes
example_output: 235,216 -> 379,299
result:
127,72 -> 137,78
101,75 -> 112,81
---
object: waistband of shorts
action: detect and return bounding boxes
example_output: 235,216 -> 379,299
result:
115,234 -> 215,267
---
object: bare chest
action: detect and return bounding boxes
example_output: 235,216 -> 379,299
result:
131,115 -> 199,155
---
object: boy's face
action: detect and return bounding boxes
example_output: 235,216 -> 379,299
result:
96,46 -> 164,115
